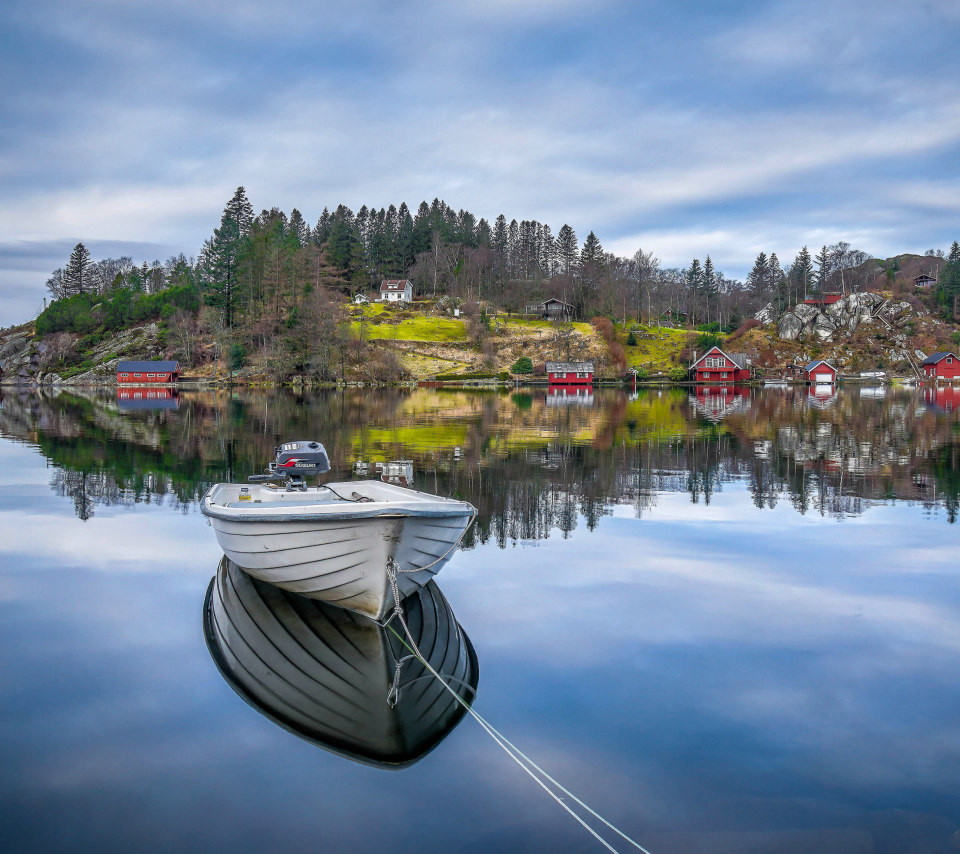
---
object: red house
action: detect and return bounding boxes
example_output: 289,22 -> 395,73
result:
804,293 -> 842,306
117,360 -> 180,384
690,347 -> 751,384
546,361 -> 593,384
804,359 -> 837,384
921,352 -> 960,380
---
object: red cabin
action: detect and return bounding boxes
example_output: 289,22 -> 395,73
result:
804,294 -> 842,306
804,359 -> 837,384
546,361 -> 593,385
117,360 -> 180,384
689,347 -> 751,384
921,352 -> 960,380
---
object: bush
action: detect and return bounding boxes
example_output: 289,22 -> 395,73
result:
951,330 -> 960,348
626,330 -> 637,346
695,321 -> 720,333
726,318 -> 760,343
435,371 -> 498,381
498,370 -> 510,382
590,316 -> 615,340
633,366 -> 648,380
510,356 -> 534,374
608,341 -> 627,369
228,342 -> 247,371
695,332 -> 723,351
668,366 -> 688,382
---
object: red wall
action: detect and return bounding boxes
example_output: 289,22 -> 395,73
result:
806,364 -> 837,383
548,371 -> 592,384
694,348 -> 749,383
924,356 -> 960,379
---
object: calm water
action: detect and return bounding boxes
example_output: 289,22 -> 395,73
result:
1,385 -> 959,853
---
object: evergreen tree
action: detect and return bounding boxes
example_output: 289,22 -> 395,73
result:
580,231 -> 604,267
814,245 -> 830,294
63,243 -> 93,296
768,252 -> 787,308
703,256 -> 718,322
200,197 -> 246,327
792,246 -> 813,300
686,259 -> 704,322
748,251 -> 769,298
225,186 -> 254,237
936,240 -> 960,317
556,224 -> 578,277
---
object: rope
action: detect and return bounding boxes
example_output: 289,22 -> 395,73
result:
382,515 -> 652,854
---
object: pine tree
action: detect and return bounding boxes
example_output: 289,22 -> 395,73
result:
225,187 -> 254,237
748,252 -> 769,299
62,243 -> 93,296
814,245 -> 830,295
768,252 -> 787,308
556,224 -> 578,277
686,259 -> 704,322
936,240 -> 960,317
703,256 -> 718,323
792,246 -> 813,301
200,196 -> 247,327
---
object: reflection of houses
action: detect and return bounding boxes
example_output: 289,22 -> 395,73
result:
807,385 -> 838,408
688,386 -> 750,423
546,361 -> 593,385
117,360 -> 180,384
377,460 -> 414,486
804,359 -> 837,384
924,385 -> 959,413
690,347 -> 751,384
379,279 -> 413,302
546,385 -> 594,407
117,387 -> 180,411
921,352 -> 960,380
524,298 -> 573,321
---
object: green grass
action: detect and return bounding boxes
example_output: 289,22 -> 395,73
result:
618,324 -> 691,370
352,315 -> 469,343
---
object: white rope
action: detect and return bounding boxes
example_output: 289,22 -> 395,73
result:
384,542 -> 652,854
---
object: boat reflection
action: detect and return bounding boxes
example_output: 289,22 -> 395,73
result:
203,557 -> 479,768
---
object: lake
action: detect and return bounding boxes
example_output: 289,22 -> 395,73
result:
1,384 -> 959,853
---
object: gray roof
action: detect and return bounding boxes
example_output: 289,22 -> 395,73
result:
921,352 -> 956,366
692,347 -> 750,369
804,359 -> 835,372
117,360 -> 180,372
546,361 -> 594,372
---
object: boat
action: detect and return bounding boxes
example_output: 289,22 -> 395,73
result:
204,556 -> 479,768
200,441 -> 476,621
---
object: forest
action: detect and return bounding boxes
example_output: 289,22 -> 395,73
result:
34,187 -> 960,379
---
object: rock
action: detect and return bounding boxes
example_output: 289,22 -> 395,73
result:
754,303 -> 777,324
778,312 -> 802,341
794,303 -> 819,324
915,350 -> 927,362
813,314 -> 837,340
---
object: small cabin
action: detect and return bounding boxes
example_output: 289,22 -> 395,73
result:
546,361 -> 593,384
525,298 -> 573,321
914,274 -> 937,289
804,359 -> 837,384
379,280 -> 413,302
921,352 -> 960,380
353,293 -> 370,305
804,294 -> 842,306
117,360 -> 180,384
690,347 -> 751,384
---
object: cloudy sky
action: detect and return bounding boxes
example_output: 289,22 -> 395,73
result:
1,0 -> 959,326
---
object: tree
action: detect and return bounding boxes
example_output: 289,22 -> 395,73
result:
200,201 -> 245,328
830,241 -> 851,295
814,245 -> 830,295
46,268 -> 67,300
748,252 -> 769,299
63,243 -> 92,296
633,248 -> 660,325
703,256 -> 718,323
792,245 -> 813,301
936,240 -> 960,318
686,259 -> 704,322
768,252 -> 786,309
225,186 -> 254,237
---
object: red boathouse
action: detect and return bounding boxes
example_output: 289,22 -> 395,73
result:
117,360 -> 180,384
690,347 -> 751,384
804,359 -> 837,384
546,361 -> 593,384
921,352 -> 960,380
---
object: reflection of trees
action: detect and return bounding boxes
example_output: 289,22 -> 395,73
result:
2,386 -> 959,530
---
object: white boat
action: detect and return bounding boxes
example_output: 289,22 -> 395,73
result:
204,557 -> 479,768
200,441 -> 476,621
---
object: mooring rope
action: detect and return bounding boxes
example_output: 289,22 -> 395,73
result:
383,534 -> 652,854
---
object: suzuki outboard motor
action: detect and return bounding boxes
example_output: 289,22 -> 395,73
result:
250,441 -> 330,490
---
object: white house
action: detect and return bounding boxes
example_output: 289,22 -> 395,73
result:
353,293 -> 370,304
379,279 -> 413,303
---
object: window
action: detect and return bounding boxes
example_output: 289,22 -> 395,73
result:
147,373 -> 155,378
121,373 -> 129,377
577,372 -> 588,378
947,357 -> 953,364
721,372 -> 728,378
704,357 -> 726,368
134,373 -> 142,378
703,371 -> 710,379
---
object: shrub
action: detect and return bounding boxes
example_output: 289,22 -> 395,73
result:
590,316 -> 615,340
951,330 -> 960,348
608,341 -> 627,369
695,322 -> 720,333
635,366 -> 648,380
626,330 -> 637,346
726,318 -> 760,343
695,332 -> 723,351
435,371 -> 498,381
498,370 -> 510,382
228,342 -> 247,371
510,356 -> 533,374
667,366 -> 688,382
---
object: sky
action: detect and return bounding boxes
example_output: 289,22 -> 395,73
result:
1,0 -> 959,326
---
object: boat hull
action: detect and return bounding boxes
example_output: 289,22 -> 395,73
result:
201,480 -> 475,621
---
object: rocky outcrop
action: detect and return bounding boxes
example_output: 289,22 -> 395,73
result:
754,303 -> 777,325
772,292 -> 913,342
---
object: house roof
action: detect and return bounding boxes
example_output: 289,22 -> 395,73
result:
690,347 -> 750,370
541,298 -> 572,308
379,279 -> 411,291
914,274 -> 937,282
921,352 -> 956,366
804,359 -> 836,372
546,361 -> 594,373
117,360 -> 180,372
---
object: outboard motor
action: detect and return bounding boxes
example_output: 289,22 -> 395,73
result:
250,441 -> 330,490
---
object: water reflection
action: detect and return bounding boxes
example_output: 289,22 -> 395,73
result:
1,385 -> 958,526
204,558 -> 478,768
